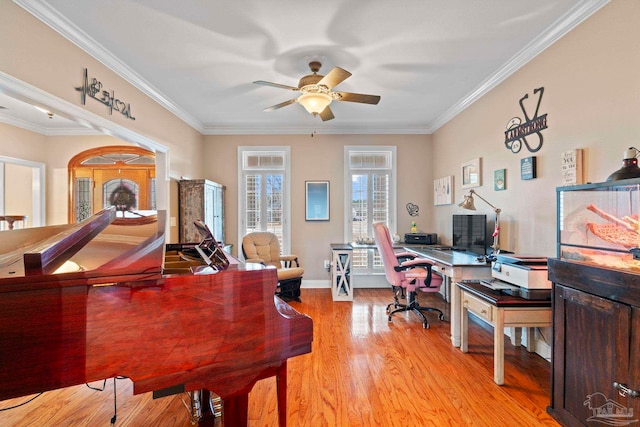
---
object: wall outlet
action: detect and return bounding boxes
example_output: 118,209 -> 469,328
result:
170,216 -> 177,227
323,259 -> 330,269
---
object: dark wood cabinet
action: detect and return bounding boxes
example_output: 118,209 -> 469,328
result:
548,259 -> 640,427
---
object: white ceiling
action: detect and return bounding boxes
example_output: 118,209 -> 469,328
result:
4,0 -> 608,136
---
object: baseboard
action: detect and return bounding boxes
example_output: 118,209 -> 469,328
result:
301,279 -> 330,289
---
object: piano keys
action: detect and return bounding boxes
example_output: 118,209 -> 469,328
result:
0,207 -> 313,426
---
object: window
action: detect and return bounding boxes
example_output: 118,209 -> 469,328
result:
344,146 -> 396,275
238,147 -> 291,254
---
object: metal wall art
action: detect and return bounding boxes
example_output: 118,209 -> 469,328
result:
75,68 -> 136,120
504,87 -> 547,154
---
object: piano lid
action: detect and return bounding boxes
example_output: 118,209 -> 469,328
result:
0,207 -> 165,287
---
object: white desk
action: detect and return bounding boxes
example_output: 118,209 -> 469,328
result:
458,281 -> 552,385
404,248 -> 492,347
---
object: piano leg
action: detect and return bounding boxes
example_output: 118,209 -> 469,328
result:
200,362 -> 289,426
276,362 -> 287,427
221,394 -> 249,426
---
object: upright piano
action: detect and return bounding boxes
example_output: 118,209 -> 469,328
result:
0,208 -> 313,426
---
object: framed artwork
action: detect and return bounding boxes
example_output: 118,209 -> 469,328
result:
461,158 -> 482,189
434,175 -> 453,205
305,181 -> 330,221
561,149 -> 583,185
521,156 -> 537,180
494,169 -> 506,191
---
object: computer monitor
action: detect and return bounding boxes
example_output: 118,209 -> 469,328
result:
452,214 -> 487,256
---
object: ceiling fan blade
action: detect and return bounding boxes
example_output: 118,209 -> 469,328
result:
253,80 -> 299,91
263,98 -> 298,112
317,67 -> 352,89
319,106 -> 335,121
335,91 -> 381,105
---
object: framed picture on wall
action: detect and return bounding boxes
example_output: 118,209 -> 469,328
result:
494,169 -> 506,191
434,175 -> 453,205
305,181 -> 330,221
461,158 -> 482,189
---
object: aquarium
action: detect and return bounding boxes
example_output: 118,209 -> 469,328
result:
557,178 -> 640,271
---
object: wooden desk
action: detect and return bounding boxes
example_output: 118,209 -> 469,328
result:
0,215 -> 27,230
458,281 -> 551,385
404,248 -> 492,347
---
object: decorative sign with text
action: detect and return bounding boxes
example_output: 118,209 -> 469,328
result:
505,87 -> 547,154
561,149 -> 583,185
521,156 -> 537,180
75,68 -> 135,120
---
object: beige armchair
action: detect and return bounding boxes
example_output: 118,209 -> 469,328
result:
241,232 -> 304,302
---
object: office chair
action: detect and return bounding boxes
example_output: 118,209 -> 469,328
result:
242,231 -> 304,302
373,222 -> 444,329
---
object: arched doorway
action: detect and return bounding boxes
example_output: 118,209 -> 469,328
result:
68,146 -> 156,225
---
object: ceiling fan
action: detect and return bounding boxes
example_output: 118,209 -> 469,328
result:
253,61 -> 381,121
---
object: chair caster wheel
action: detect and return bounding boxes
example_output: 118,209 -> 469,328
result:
423,323 -> 429,329
438,313 -> 445,321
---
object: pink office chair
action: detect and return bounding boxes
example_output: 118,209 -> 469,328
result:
373,222 -> 444,329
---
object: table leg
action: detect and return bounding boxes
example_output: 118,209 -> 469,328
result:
494,309 -> 505,385
451,279 -> 461,347
461,304 -> 469,353
509,327 -> 522,347
525,327 -> 535,352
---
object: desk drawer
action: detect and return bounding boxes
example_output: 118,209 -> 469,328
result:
462,291 -> 493,322
433,262 -> 453,278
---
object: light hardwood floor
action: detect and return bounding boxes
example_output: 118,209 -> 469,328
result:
0,288 -> 559,426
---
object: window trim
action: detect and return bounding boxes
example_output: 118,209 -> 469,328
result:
343,145 -> 397,242
237,146 -> 291,254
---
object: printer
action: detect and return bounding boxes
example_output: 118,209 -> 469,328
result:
404,233 -> 437,245
480,254 -> 551,297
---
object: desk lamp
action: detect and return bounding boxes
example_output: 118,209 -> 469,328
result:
459,189 -> 501,260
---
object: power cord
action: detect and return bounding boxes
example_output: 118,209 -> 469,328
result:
86,377 -> 126,425
0,393 -> 43,411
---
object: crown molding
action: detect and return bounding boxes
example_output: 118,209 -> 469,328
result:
201,124 -> 432,135
14,0 -> 204,134
429,0 -> 610,132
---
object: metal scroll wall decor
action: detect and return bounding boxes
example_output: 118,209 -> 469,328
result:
504,87 -> 547,153
75,68 -> 136,120
406,203 -> 419,216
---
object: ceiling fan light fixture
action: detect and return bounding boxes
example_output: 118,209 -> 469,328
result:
298,92 -> 332,115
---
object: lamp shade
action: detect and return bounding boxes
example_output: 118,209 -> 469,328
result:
298,92 -> 332,114
607,147 -> 640,181
458,194 -> 476,210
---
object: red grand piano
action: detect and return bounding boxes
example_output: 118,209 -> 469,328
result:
0,208 -> 313,426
